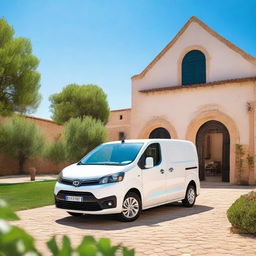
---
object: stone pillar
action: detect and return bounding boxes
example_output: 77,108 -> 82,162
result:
247,99 -> 256,185
247,102 -> 254,184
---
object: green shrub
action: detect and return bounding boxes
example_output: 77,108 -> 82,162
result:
44,136 -> 67,163
64,116 -> 106,162
0,199 -> 135,256
227,191 -> 256,234
0,115 -> 45,173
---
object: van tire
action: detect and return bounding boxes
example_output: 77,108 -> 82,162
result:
118,192 -> 142,222
182,185 -> 196,207
67,211 -> 84,217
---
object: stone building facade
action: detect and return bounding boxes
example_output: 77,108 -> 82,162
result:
107,17 -> 256,185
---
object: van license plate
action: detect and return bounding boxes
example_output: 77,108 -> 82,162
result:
64,196 -> 83,202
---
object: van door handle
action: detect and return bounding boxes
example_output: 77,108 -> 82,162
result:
169,167 -> 174,172
160,169 -> 165,174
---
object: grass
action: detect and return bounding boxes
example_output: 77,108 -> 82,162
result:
0,180 -> 56,211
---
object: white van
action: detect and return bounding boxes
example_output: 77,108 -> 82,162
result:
54,139 -> 200,221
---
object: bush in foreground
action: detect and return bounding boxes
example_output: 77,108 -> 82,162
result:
227,191 -> 256,234
0,199 -> 135,256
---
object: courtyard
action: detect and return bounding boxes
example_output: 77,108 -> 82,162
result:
14,183 -> 256,256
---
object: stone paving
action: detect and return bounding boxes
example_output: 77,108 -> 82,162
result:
14,184 -> 256,256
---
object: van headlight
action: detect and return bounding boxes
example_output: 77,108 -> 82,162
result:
57,171 -> 63,182
99,172 -> 125,184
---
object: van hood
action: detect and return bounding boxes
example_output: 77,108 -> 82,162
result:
61,163 -> 128,179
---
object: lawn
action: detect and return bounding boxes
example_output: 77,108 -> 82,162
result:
0,180 -> 56,211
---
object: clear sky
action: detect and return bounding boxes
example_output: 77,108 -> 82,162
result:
1,0 -> 256,120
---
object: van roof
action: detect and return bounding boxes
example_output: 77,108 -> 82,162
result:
104,139 -> 193,144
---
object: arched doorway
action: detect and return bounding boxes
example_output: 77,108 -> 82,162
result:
196,120 -> 230,182
149,127 -> 171,139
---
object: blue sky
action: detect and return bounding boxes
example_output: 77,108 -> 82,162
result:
1,0 -> 256,120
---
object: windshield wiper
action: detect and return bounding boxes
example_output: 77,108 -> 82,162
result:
77,161 -> 123,166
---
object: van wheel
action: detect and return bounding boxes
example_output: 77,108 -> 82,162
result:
118,192 -> 142,222
67,211 -> 84,217
182,185 -> 196,207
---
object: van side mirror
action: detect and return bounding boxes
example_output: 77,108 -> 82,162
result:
145,157 -> 154,169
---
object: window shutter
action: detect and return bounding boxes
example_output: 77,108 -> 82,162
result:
182,50 -> 206,85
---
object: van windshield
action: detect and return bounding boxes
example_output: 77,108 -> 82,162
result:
78,143 -> 144,166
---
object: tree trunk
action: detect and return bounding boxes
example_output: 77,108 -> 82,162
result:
18,155 -> 26,174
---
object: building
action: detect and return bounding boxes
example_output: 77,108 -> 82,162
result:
106,17 -> 256,185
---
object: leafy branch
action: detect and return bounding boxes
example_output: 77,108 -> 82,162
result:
0,199 -> 135,256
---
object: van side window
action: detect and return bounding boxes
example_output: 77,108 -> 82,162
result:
138,143 -> 161,169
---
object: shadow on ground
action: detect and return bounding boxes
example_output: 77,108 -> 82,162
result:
55,202 -> 213,230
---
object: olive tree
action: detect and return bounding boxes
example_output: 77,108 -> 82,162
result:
0,116 -> 44,173
44,135 -> 67,164
0,18 -> 41,115
49,84 -> 110,124
64,116 -> 106,162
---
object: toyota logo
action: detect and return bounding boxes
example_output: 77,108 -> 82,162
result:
72,180 -> 81,187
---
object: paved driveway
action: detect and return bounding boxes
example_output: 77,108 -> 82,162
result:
14,184 -> 256,256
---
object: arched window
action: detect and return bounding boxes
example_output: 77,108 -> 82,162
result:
182,50 -> 206,85
149,128 -> 171,139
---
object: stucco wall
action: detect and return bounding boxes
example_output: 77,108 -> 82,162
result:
131,80 -> 256,184
131,81 -> 255,144
133,22 -> 256,91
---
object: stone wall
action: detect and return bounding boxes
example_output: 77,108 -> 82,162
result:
106,108 -> 131,141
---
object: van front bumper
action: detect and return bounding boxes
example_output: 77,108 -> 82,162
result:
54,182 -> 125,214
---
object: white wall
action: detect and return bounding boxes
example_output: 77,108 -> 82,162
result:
131,82 -> 255,145
134,22 -> 256,91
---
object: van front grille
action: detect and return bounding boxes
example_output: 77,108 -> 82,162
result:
56,200 -> 101,211
55,190 -> 116,211
60,178 -> 99,186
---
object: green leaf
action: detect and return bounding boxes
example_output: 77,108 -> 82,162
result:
110,245 -> 121,254
0,225 -> 41,256
0,200 -> 19,220
76,244 -> 97,256
2,226 -> 35,250
59,235 -> 72,256
80,236 -> 96,245
47,236 -> 59,255
76,236 -> 97,256
122,247 -> 135,256
97,238 -> 112,255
